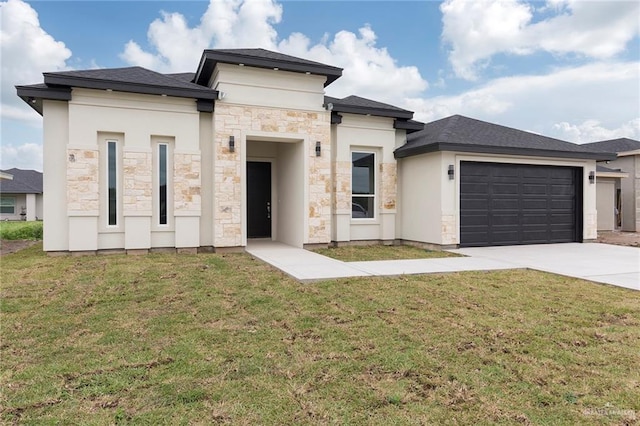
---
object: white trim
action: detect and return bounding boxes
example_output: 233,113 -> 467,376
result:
350,149 -> 378,223
157,142 -> 169,227
106,139 -> 118,228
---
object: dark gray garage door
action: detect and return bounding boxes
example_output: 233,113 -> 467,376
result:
460,162 -> 582,247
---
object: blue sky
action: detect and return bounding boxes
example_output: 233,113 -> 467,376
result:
1,0 -> 639,171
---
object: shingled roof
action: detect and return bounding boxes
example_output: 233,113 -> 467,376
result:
582,138 -> 640,154
394,115 -> 616,161
195,48 -> 343,87
42,67 -> 216,98
324,95 -> 414,119
0,169 -> 43,194
16,66 -> 218,115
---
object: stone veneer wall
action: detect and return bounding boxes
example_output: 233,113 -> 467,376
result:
380,162 -> 397,211
122,151 -> 152,214
174,153 -> 202,213
333,161 -> 351,213
67,149 -> 99,214
213,104 -> 331,247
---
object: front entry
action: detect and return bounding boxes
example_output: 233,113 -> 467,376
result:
247,161 -> 272,238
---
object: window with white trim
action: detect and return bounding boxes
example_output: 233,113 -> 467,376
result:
352,152 -> 375,219
107,140 -> 118,226
158,143 -> 168,225
0,197 -> 15,214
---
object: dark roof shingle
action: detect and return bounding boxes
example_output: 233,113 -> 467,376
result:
0,168 -> 43,194
195,48 -> 343,87
394,115 -> 616,160
324,95 -> 413,119
582,138 -> 640,154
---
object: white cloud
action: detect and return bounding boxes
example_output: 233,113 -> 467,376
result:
441,0 -> 640,80
121,0 -> 282,72
404,61 -> 640,142
0,142 -> 43,171
278,26 -> 428,103
554,118 -> 640,144
122,0 -> 428,104
0,0 -> 72,121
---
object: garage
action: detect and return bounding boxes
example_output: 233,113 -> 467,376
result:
460,161 -> 582,247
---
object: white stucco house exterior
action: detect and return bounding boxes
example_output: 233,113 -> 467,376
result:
16,49 -> 614,254
0,168 -> 44,221
584,138 -> 640,232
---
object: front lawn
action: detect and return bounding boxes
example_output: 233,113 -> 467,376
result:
314,244 -> 460,262
0,220 -> 43,240
1,244 -> 638,424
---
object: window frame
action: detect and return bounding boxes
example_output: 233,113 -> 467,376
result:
106,139 -> 118,227
0,196 -> 16,215
351,150 -> 377,220
157,142 -> 169,227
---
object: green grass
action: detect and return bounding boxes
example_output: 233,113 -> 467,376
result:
314,244 -> 460,262
1,243 -> 639,424
0,221 -> 43,240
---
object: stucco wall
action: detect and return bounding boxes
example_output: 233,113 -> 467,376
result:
398,151 -> 598,246
604,156 -> 637,231
44,89 -> 202,252
332,113 -> 399,243
596,179 -> 616,230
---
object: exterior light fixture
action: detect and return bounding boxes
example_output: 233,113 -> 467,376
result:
315,141 -> 321,157
589,171 -> 595,184
68,153 -> 76,162
448,164 -> 455,180
229,135 -> 235,153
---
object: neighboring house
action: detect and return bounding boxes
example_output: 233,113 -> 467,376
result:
0,168 -> 43,221
16,48 -> 614,254
593,165 -> 628,231
583,138 -> 640,232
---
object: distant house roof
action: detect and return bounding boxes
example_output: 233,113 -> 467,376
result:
0,169 -> 43,194
394,115 -> 616,161
596,165 -> 628,178
194,48 -> 343,87
17,67 -> 218,115
582,138 -> 640,154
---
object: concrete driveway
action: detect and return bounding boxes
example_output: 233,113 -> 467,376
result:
450,243 -> 640,291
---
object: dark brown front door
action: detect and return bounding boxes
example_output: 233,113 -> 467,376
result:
247,161 -> 272,238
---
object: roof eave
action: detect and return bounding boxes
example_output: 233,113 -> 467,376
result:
394,119 -> 424,133
195,50 -> 343,87
616,149 -> 640,157
394,142 -> 618,161
43,74 -> 218,100
596,171 -> 629,178
16,85 -> 72,115
330,104 -> 413,120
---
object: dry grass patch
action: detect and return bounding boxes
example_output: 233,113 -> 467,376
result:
313,244 -> 460,262
1,243 -> 639,424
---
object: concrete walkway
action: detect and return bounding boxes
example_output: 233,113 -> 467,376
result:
246,240 -> 515,283
246,241 -> 640,290
451,243 -> 640,291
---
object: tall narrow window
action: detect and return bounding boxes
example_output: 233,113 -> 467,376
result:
107,141 -> 117,226
352,152 -> 375,219
158,143 -> 168,225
